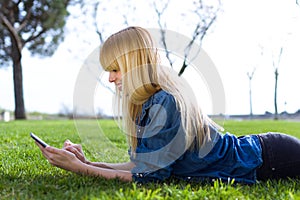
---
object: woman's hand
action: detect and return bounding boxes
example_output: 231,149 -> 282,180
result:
63,140 -> 90,164
36,142 -> 84,173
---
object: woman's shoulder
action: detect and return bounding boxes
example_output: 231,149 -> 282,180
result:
152,90 -> 174,104
142,90 -> 176,111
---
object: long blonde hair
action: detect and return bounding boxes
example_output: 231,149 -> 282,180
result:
100,26 -> 221,154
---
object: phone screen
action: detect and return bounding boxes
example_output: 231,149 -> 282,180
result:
30,132 -> 49,148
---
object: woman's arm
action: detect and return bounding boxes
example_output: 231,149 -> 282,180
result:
36,143 -> 133,182
79,162 -> 133,181
87,161 -> 135,171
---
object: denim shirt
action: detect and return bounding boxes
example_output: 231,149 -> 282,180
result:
130,90 -> 263,184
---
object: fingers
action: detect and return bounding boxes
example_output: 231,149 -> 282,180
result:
63,140 -> 82,152
65,145 -> 75,153
35,142 -> 62,157
45,146 -> 60,154
70,144 -> 82,152
65,146 -> 84,159
35,141 -> 44,149
63,139 -> 74,148
65,143 -> 82,153
63,143 -> 88,164
34,141 -> 52,161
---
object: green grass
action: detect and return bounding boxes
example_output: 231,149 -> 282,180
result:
0,119 -> 300,199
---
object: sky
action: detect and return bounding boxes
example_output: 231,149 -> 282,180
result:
0,0 -> 300,116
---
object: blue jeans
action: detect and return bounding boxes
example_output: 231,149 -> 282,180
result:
256,132 -> 300,181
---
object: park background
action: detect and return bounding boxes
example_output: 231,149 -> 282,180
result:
1,1 -> 300,199
0,0 -> 300,120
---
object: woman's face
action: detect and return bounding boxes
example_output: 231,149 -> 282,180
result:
109,70 -> 122,91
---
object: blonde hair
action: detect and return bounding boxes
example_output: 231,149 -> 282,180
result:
100,26 -> 221,155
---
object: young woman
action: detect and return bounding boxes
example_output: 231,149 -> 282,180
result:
36,26 -> 300,184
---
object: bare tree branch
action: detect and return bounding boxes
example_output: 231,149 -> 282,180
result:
24,28 -> 47,43
153,0 -> 174,68
92,2 -> 104,43
247,68 -> 256,81
178,0 -> 221,76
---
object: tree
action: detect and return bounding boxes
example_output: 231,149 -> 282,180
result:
86,0 -> 221,76
0,0 -> 76,119
272,47 -> 283,120
245,45 -> 263,117
153,0 -> 221,76
246,68 -> 256,117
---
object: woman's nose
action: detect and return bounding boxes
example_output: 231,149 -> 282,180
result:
109,72 -> 115,83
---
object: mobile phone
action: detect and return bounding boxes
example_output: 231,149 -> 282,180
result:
30,132 -> 49,148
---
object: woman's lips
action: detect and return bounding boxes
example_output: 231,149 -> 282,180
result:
116,83 -> 122,91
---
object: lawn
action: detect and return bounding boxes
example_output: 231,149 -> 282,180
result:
0,119 -> 300,199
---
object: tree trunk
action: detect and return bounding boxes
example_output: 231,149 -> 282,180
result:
249,81 -> 253,117
11,37 -> 26,119
274,68 -> 278,120
13,60 -> 26,119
